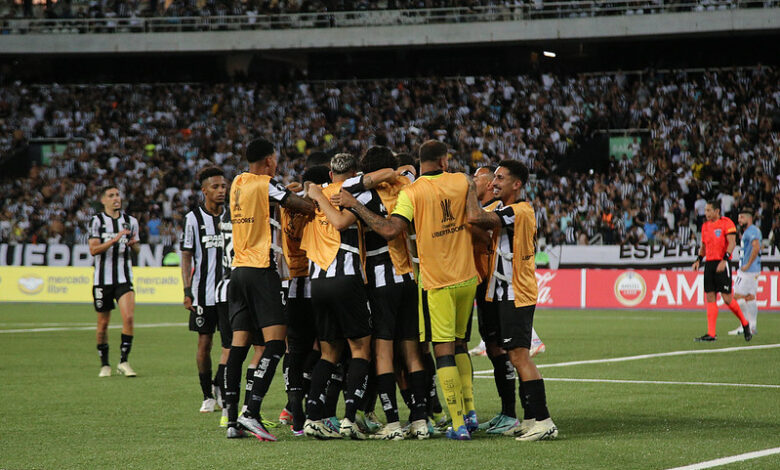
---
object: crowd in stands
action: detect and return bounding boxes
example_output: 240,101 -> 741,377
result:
6,0 -> 769,22
1,66 -> 778,249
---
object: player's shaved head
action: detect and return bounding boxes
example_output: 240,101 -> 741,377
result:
246,139 -> 275,163
419,140 -> 448,163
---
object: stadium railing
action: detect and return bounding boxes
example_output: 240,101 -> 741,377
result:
2,1 -> 773,35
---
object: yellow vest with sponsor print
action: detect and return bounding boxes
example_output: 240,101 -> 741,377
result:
403,172 -> 477,290
374,177 -> 414,276
230,173 -> 273,269
280,206 -> 311,279
486,201 -> 538,307
474,199 -> 501,282
300,182 -> 365,274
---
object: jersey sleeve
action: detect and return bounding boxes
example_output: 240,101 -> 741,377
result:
349,190 -> 380,219
399,171 -> 416,185
181,213 -> 196,252
494,205 -> 517,227
88,216 -> 101,239
391,189 -> 414,223
268,178 -> 291,205
341,175 -> 365,194
723,218 -> 737,235
130,216 -> 141,243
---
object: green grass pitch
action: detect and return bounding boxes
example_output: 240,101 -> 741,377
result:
0,304 -> 778,469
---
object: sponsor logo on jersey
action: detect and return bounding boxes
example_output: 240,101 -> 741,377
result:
614,271 -> 647,306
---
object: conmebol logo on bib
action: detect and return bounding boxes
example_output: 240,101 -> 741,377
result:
614,272 -> 647,306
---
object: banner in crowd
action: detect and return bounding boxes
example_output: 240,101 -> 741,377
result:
544,244 -> 780,270
608,136 -> 641,159
4,243 -> 779,270
0,266 -> 181,304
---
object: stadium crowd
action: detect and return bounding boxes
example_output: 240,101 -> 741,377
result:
1,66 -> 778,248
6,0 -> 767,22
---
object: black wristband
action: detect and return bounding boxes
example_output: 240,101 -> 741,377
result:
723,252 -> 731,262
696,255 -> 703,264
184,287 -> 193,299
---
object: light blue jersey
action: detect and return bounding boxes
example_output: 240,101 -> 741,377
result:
740,225 -> 762,272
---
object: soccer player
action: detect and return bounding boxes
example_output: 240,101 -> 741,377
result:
88,185 -> 140,378
691,201 -> 752,342
729,208 -> 762,336
467,160 -> 558,441
223,138 -> 313,440
278,164 -> 330,436
181,166 -> 230,413
300,153 -> 384,440
339,140 -> 479,440
331,146 -> 429,440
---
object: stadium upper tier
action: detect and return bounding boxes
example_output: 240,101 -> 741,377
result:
1,67 -> 777,248
1,1 -> 778,53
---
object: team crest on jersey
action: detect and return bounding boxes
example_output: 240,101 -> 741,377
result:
714,229 -> 722,237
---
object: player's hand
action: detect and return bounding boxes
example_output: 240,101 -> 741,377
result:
333,189 -> 358,208
716,260 -> 726,272
307,184 -> 323,200
691,260 -> 700,270
127,236 -> 139,247
740,266 -> 747,272
114,229 -> 131,243
183,295 -> 193,311
286,182 -> 303,194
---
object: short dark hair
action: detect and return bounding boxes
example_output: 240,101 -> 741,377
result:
374,134 -> 389,146
395,153 -> 415,168
197,166 -> 224,185
302,165 -> 331,185
306,151 -> 330,169
739,207 -> 754,216
99,185 -> 118,197
706,200 -> 720,211
498,160 -> 529,185
361,146 -> 397,174
476,165 -> 497,175
419,140 -> 448,163
246,139 -> 275,163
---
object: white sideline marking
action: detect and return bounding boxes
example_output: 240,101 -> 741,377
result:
472,376 -> 780,389
0,322 -> 187,334
665,447 -> 780,470
473,344 -> 780,374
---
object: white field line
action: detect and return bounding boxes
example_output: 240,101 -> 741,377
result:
473,344 -> 780,374
0,322 -> 187,334
665,447 -> 780,470
472,376 -> 780,389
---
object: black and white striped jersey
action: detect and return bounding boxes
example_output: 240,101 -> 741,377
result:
345,171 -> 416,288
486,201 -> 515,302
88,212 -> 139,286
310,175 -> 366,280
215,208 -> 233,304
181,206 -> 225,307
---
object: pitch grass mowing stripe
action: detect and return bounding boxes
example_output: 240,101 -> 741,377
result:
0,322 -> 187,333
473,343 -> 780,374
473,376 -> 780,389
665,446 -> 780,470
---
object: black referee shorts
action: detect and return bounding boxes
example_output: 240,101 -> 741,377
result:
311,275 -> 372,342
368,276 -> 419,341
497,301 -> 535,351
228,267 -> 285,333
703,260 -> 732,294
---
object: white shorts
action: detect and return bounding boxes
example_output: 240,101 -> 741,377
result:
733,270 -> 759,297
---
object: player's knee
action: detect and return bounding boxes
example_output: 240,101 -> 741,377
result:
263,339 -> 285,359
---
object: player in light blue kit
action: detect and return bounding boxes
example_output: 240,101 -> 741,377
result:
729,207 -> 762,336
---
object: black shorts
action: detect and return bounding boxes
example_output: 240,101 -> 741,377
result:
287,297 -> 316,353
311,275 -> 372,342
497,301 -> 535,351
93,283 -> 133,312
189,305 -> 218,335
368,276 -> 419,341
703,260 -> 733,294
476,281 -> 500,344
228,267 -> 286,333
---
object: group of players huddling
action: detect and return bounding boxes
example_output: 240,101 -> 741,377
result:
87,137 -> 763,444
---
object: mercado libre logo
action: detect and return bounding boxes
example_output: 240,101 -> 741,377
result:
614,271 -> 646,306
18,275 -> 45,295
